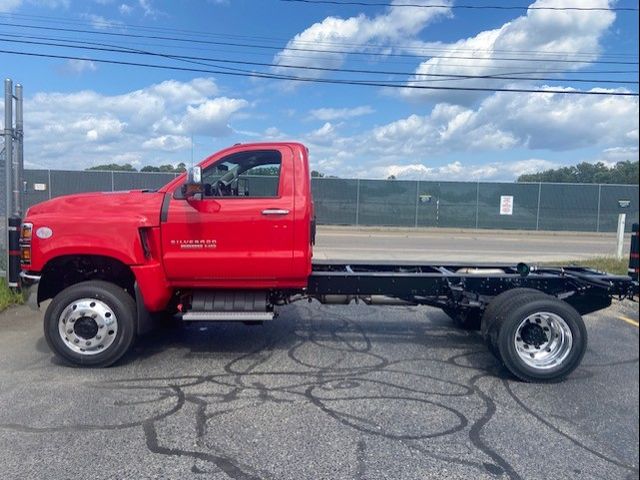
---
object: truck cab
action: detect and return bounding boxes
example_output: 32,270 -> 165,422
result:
158,142 -> 313,289
19,142 -> 314,366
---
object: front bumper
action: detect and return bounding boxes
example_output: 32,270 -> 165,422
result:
19,271 -> 41,310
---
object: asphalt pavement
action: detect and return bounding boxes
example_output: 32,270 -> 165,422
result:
0,299 -> 637,480
314,227 -> 631,262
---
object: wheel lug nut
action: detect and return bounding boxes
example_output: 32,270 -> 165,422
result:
86,341 -> 91,346
96,336 -> 101,340
74,339 -> 79,344
67,329 -> 73,334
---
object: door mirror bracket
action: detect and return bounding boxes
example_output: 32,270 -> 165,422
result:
181,166 -> 204,200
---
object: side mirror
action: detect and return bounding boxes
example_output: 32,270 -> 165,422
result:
181,166 -> 204,200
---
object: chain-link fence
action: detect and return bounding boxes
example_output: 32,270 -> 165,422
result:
21,169 -> 639,233
312,178 -> 638,232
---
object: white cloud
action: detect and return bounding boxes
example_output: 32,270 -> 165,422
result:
180,98 -> 249,136
309,106 -> 374,121
81,13 -> 124,30
273,0 -> 451,80
596,146 -> 639,166
141,135 -> 191,152
376,158 -> 559,181
0,0 -> 69,11
300,88 -> 638,180
0,0 -> 22,12
138,0 -> 161,17
24,78 -> 248,169
118,3 -> 132,14
403,0 -> 616,104
65,59 -> 97,74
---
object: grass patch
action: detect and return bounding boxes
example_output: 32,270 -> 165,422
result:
0,279 -> 24,312
544,256 -> 630,276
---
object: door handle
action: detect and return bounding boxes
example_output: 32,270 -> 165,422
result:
262,209 -> 290,216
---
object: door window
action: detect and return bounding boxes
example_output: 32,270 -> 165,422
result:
198,150 -> 282,198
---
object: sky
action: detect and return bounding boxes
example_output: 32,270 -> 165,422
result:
0,0 -> 638,181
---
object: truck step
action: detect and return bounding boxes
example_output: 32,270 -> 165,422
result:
182,311 -> 274,322
191,290 -> 268,312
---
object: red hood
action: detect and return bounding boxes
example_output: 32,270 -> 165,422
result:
26,190 -> 165,227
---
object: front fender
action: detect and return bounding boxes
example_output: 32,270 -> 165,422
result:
28,223 -> 147,271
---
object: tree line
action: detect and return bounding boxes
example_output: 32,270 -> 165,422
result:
86,163 -> 187,173
86,160 -> 638,184
517,160 -> 638,184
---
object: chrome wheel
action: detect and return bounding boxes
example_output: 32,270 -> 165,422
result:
514,311 -> 573,370
57,298 -> 118,356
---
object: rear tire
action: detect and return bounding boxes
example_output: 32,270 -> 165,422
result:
44,280 -> 137,367
481,288 -> 549,358
494,296 -> 587,382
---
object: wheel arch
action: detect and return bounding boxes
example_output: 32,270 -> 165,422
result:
38,254 -> 136,305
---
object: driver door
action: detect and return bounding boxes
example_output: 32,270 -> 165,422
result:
160,146 -> 295,285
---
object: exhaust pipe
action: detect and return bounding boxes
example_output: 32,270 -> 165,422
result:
315,295 -> 415,306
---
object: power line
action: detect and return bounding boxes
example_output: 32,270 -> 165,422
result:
1,34 -> 637,86
4,22 -> 634,74
0,11 -> 636,60
280,0 -> 639,11
7,30 -> 633,75
0,21 -> 636,65
1,48 -> 637,96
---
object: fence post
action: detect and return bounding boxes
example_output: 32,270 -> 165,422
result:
475,180 -> 480,229
595,184 -> 602,232
616,213 -> 626,260
111,171 -> 115,191
535,182 -> 542,231
355,178 -> 360,226
414,180 -> 420,228
47,169 -> 52,199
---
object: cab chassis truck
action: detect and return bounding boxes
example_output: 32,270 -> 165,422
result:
15,142 -> 639,382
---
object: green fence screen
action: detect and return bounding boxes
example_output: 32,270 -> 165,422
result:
22,169 -> 639,232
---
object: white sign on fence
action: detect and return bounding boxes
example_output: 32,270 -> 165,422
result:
500,195 -> 514,215
33,183 -> 47,191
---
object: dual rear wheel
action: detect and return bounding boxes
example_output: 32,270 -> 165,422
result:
480,289 -> 587,382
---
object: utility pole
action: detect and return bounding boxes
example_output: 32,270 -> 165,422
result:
3,79 -> 24,287
14,83 -> 23,217
4,79 -> 12,223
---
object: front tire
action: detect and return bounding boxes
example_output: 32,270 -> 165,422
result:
44,280 -> 137,367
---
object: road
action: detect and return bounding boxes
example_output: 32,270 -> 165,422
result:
0,301 -> 637,479
314,227 -> 630,263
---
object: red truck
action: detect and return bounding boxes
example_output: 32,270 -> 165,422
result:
18,142 -> 638,382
